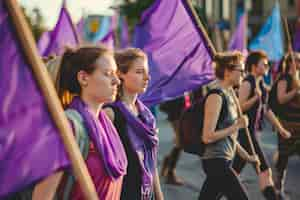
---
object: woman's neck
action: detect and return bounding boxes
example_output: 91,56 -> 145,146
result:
81,95 -> 103,117
120,88 -> 138,106
218,79 -> 232,90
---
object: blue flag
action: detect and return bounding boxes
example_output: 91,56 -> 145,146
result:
0,2 -> 69,198
249,3 -> 283,61
134,0 -> 214,106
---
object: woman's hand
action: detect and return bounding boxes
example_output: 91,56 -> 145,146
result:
278,127 -> 291,139
247,154 -> 260,166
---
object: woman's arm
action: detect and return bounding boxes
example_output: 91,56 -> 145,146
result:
202,94 -> 247,144
239,81 -> 259,112
265,109 -> 291,139
153,167 -> 164,200
236,143 -> 260,165
277,79 -> 299,105
32,171 -> 64,200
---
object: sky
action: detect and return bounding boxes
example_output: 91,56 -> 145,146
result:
18,0 -> 117,29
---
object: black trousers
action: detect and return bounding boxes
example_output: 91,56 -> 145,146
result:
199,158 -> 249,200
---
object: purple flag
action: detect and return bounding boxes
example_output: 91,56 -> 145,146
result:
293,19 -> 300,51
0,2 -> 69,198
37,31 -> 50,55
42,2 -> 79,56
228,13 -> 248,55
120,16 -> 130,48
134,0 -> 214,106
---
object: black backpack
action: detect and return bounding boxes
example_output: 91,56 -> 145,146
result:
179,88 -> 228,156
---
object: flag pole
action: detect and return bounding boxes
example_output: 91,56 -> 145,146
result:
283,17 -> 300,85
184,0 -> 217,56
5,0 -> 98,199
231,89 -> 261,173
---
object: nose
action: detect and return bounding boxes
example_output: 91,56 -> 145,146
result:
113,74 -> 121,85
144,73 -> 150,81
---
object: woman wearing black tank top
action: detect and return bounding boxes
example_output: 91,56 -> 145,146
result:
232,51 -> 291,200
271,53 -> 300,199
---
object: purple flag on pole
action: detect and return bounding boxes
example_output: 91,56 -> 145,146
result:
0,2 -> 69,198
134,0 -> 214,106
120,16 -> 130,48
228,13 -> 248,55
41,2 -> 79,56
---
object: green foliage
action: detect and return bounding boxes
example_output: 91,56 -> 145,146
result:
21,6 -> 46,41
119,0 -> 153,31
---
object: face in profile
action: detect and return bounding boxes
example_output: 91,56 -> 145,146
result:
230,62 -> 245,87
79,53 -> 120,104
256,58 -> 269,76
119,57 -> 150,94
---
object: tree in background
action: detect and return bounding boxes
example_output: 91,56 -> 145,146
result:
21,6 -> 46,41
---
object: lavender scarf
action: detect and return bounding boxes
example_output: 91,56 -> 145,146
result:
69,97 -> 127,180
113,100 -> 159,199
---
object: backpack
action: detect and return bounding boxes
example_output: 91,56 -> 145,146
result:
179,88 -> 228,156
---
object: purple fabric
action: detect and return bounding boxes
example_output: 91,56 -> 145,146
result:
113,100 -> 158,199
0,2 -> 70,198
293,21 -> 300,51
100,30 -> 115,49
120,16 -> 130,48
76,17 -> 85,42
69,97 -> 127,180
133,0 -> 214,106
37,31 -> 50,55
42,3 -> 79,56
228,13 -> 248,56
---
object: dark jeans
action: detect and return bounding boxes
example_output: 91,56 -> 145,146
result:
198,158 -> 249,200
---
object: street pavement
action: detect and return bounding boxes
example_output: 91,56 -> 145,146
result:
156,112 -> 300,200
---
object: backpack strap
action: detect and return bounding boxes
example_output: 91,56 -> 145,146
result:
55,109 -> 90,200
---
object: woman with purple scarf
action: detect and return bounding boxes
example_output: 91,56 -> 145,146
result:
104,48 -> 164,200
32,46 -> 128,200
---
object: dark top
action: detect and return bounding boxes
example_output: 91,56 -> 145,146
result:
108,105 -> 142,200
269,73 -> 300,122
159,96 -> 185,121
243,74 -> 267,133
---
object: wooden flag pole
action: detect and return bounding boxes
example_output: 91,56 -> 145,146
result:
184,0 -> 217,56
231,89 -> 261,174
5,0 -> 98,199
283,17 -> 300,86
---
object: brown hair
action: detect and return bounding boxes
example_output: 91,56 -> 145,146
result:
56,45 -> 112,107
114,48 -> 147,99
245,50 -> 268,73
213,51 -> 244,79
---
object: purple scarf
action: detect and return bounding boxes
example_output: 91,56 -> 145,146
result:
69,97 -> 127,180
113,100 -> 159,199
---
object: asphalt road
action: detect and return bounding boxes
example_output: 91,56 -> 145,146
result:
156,112 -> 300,200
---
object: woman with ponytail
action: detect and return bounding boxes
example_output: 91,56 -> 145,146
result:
33,46 -> 127,200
